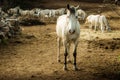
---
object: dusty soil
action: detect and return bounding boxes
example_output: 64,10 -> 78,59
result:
0,1 -> 120,80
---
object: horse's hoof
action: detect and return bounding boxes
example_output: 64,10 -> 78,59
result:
57,59 -> 61,63
63,67 -> 68,71
73,67 -> 78,71
74,68 -> 78,71
67,59 -> 71,63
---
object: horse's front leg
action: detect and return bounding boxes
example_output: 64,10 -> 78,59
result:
67,43 -> 71,62
89,24 -> 93,30
63,40 -> 68,70
94,23 -> 97,31
73,40 -> 79,71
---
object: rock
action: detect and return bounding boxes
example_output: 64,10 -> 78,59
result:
0,15 -> 21,43
25,35 -> 36,39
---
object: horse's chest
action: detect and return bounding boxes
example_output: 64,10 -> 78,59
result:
67,34 -> 78,41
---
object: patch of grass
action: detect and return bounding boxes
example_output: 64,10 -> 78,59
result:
118,56 -> 120,61
0,38 -> 8,45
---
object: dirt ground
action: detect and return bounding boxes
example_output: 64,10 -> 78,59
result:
0,1 -> 120,80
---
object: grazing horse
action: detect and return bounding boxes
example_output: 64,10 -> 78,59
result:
7,6 -> 20,16
85,14 -> 100,30
56,4 -> 80,70
85,14 -> 111,33
77,9 -> 87,20
99,15 -> 111,32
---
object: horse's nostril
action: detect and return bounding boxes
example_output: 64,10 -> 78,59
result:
69,30 -> 75,34
73,30 -> 75,33
69,30 -> 71,34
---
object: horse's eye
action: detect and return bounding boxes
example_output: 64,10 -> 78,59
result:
76,16 -> 78,19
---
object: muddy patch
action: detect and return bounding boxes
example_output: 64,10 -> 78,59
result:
87,38 -> 120,50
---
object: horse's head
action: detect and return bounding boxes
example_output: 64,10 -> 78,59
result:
66,4 -> 79,34
67,4 -> 79,18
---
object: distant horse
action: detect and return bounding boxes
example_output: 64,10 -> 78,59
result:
77,9 -> 87,20
85,14 -> 111,33
56,4 -> 80,70
7,6 -> 20,16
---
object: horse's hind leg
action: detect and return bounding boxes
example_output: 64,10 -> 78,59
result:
57,37 -> 61,62
101,25 -> 105,33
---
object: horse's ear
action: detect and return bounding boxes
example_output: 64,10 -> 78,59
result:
67,4 -> 70,10
76,5 -> 79,10
64,8 -> 67,14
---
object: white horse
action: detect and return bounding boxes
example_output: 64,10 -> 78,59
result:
99,15 -> 111,32
7,6 -> 20,15
85,14 -> 111,32
51,8 -> 66,17
77,9 -> 87,20
39,9 -> 51,21
85,14 -> 100,30
56,4 -> 80,70
19,9 -> 30,17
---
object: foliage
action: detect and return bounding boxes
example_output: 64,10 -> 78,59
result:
0,38 -> 8,45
